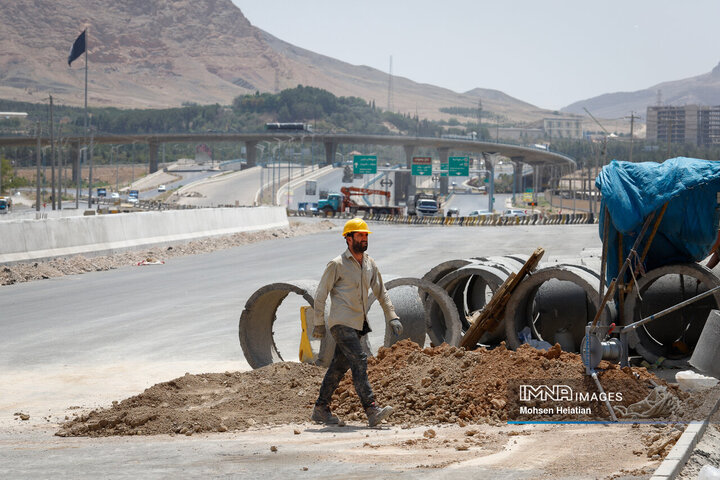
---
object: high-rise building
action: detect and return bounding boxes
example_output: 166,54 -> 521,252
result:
646,105 -> 720,146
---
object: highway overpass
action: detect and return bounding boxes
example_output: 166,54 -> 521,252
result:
0,132 -> 575,195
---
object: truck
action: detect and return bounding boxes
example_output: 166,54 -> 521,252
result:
317,187 -> 405,216
407,193 -> 441,217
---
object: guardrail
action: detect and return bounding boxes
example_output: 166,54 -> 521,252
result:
287,209 -> 598,226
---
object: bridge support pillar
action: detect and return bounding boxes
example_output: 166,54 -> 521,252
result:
486,157 -> 495,212
437,147 -> 449,195
246,141 -> 257,167
323,142 -> 336,167
510,156 -> 524,207
149,141 -> 159,174
404,145 -> 416,198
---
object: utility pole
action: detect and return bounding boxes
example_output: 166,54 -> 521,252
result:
477,99 -> 483,140
626,111 -> 639,162
387,55 -> 394,112
583,107 -> 613,215
35,122 -> 41,212
57,125 -> 63,210
49,95 -> 56,209
87,125 -> 94,208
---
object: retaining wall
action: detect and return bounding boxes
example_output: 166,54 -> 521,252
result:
0,206 -> 288,264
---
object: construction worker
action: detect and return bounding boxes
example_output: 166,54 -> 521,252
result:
311,217 -> 403,427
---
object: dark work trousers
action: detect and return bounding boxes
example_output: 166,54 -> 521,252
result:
315,324 -> 375,410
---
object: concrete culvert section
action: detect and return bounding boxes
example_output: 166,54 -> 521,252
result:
420,259 -> 474,298
367,277 -> 461,348
623,263 -> 720,367
429,263 -> 515,345
504,264 -> 614,352
239,280 -> 334,369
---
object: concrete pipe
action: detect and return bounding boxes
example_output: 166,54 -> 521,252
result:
423,256 -> 528,345
429,263 -> 514,345
623,263 -> 720,367
368,277 -> 462,348
238,280 -> 336,369
504,264 -> 614,352
420,258 -> 475,304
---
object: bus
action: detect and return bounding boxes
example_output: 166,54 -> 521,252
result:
264,122 -> 312,132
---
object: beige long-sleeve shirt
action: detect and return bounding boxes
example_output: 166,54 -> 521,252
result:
314,248 -> 398,331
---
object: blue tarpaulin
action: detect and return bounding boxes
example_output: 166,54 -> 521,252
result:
596,157 -> 720,284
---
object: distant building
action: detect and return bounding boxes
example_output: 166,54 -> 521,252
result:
496,127 -> 544,142
646,105 -> 720,146
543,117 -> 583,139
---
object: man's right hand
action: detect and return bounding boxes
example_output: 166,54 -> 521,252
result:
312,325 -> 326,339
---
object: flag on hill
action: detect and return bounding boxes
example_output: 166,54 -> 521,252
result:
68,30 -> 86,66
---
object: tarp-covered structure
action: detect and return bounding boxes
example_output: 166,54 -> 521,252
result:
596,157 -> 720,284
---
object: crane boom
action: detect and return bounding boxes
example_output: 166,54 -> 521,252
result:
583,107 -> 610,135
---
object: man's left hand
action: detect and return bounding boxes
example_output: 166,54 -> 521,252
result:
389,318 -> 403,336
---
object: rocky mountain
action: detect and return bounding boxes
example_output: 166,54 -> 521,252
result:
562,62 -> 720,121
0,0 -> 550,123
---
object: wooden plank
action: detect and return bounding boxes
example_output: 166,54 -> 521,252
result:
460,247 -> 545,349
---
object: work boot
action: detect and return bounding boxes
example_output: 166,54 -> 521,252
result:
365,403 -> 394,427
311,404 -> 339,424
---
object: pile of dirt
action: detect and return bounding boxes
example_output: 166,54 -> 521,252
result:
331,341 -> 682,424
0,220 -> 336,286
57,362 -> 326,437
57,340 -> 702,441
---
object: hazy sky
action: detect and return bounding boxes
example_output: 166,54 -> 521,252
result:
232,0 -> 720,110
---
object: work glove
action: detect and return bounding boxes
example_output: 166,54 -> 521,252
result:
312,324 -> 326,339
389,318 -> 403,336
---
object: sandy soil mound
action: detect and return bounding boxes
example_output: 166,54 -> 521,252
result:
0,220 -> 336,285
333,342 -> 680,424
57,340 -> 707,442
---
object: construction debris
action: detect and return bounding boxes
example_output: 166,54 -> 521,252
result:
57,340 -> 713,438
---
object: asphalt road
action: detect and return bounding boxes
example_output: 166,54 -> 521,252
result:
1,221 -> 600,391
0,221 -> 603,478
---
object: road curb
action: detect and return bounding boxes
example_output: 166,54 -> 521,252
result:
649,388 -> 720,479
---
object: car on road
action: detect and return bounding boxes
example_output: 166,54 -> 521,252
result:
110,192 -> 120,199
468,209 -> 491,217
501,208 -> 527,218
158,185 -> 167,192
127,196 -> 139,204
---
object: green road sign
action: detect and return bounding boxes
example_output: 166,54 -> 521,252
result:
353,155 -> 377,174
440,162 -> 448,177
449,156 -> 469,176
411,156 -> 432,176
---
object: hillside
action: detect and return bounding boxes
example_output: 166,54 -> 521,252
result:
0,0 -> 551,123
562,62 -> 720,120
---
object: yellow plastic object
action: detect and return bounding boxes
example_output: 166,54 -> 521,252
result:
342,217 -> 372,236
299,306 -> 315,363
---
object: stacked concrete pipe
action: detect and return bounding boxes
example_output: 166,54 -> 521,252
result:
239,276 -> 458,369
368,277 -> 462,348
622,263 -> 720,368
504,264 -> 615,352
423,256 -> 526,346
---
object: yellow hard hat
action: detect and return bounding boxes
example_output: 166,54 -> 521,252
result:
342,217 -> 372,236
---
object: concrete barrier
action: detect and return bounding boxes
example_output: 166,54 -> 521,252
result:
0,206 -> 288,264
